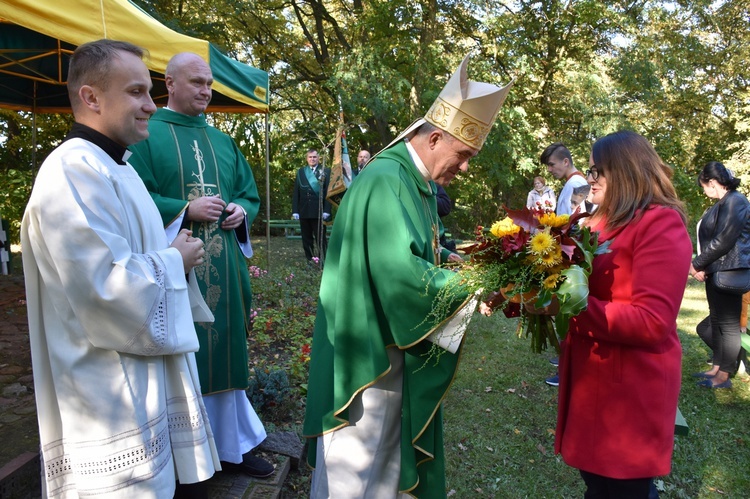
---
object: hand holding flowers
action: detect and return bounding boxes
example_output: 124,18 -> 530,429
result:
462,205 -> 610,353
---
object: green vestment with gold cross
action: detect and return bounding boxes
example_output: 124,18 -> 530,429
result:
129,108 -> 261,394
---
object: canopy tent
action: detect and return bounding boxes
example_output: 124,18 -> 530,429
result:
0,0 -> 275,260
0,0 -> 268,113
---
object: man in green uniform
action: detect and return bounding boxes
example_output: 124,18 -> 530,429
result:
129,52 -> 273,478
292,148 -> 331,261
302,56 -> 513,497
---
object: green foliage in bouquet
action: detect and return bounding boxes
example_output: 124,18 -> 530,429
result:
460,205 -> 611,353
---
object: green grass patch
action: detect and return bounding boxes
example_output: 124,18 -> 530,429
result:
443,278 -> 749,498
256,239 -> 750,497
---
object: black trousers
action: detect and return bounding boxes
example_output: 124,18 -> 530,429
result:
696,314 -> 747,371
580,470 -> 657,499
300,217 -> 327,261
706,278 -> 743,373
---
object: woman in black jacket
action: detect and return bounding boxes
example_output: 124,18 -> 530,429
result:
690,161 -> 750,388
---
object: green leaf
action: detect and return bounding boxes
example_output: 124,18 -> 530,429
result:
555,265 -> 590,339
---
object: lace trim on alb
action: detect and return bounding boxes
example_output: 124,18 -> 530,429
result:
44,424 -> 170,480
168,409 -> 206,432
144,254 -> 168,354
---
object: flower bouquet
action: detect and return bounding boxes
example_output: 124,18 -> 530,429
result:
458,205 -> 610,353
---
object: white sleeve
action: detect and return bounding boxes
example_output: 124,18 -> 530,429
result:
23,145 -> 200,356
557,176 -> 588,216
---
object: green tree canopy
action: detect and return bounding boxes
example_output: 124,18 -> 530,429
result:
2,0 -> 748,244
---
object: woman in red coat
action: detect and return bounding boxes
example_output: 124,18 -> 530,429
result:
555,131 -> 692,497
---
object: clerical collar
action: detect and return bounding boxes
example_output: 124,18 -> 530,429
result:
65,123 -> 131,165
404,138 -> 433,187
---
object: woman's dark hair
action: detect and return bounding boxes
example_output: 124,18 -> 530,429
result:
697,161 -> 741,190
591,130 -> 687,230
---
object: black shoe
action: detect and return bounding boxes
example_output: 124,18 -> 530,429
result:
174,481 -> 208,499
221,454 -> 275,478
697,378 -> 732,389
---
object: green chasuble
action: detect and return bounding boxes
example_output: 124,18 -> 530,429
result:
129,108 -> 261,394
302,140 -> 469,498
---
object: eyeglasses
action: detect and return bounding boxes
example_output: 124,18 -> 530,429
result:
585,167 -> 601,181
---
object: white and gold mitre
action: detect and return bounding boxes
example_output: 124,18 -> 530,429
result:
425,55 -> 514,150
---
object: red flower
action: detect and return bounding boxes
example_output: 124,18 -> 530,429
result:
501,231 -> 529,253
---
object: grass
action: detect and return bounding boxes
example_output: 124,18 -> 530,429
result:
252,238 -> 750,498
443,277 -> 750,498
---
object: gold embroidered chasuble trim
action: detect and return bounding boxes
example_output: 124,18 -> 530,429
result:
167,123 -> 233,390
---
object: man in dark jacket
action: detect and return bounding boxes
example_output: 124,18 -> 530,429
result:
436,184 -> 457,253
292,149 -> 331,261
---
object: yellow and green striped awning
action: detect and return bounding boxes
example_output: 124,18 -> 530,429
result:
0,0 -> 268,113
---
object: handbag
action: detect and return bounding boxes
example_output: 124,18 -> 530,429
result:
711,269 -> 750,295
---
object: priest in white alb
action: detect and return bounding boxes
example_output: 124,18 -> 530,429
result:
22,40 -> 220,498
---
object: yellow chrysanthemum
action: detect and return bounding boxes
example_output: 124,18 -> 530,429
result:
539,245 -> 563,267
490,217 -> 521,238
538,212 -> 570,228
546,263 -> 568,274
532,264 -> 550,275
528,229 -> 555,255
543,274 -> 561,289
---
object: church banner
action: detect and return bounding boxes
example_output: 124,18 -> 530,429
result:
326,126 -> 353,208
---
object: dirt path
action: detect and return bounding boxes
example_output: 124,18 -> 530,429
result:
0,273 -> 39,469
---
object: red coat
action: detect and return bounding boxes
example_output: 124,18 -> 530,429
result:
555,206 -> 692,478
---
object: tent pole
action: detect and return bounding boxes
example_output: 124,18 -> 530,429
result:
32,82 -> 38,171
265,112 -> 271,270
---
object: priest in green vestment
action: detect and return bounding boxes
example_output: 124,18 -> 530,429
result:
303,56 -> 513,498
129,53 -> 274,478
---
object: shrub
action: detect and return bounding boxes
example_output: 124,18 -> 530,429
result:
247,367 -> 293,411
246,260 -> 320,401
